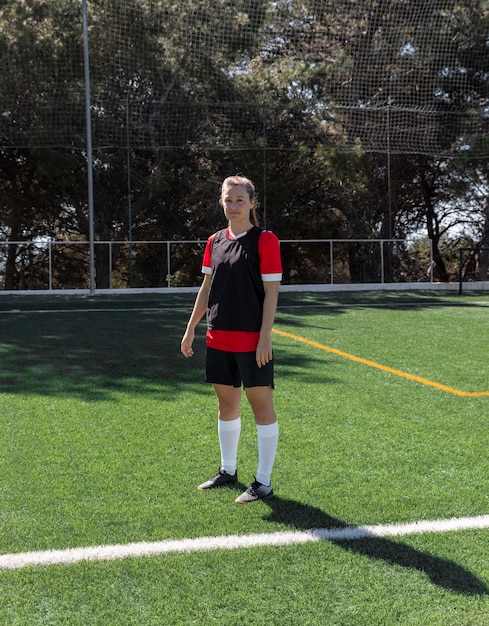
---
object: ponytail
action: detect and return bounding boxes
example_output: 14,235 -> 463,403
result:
250,206 -> 259,227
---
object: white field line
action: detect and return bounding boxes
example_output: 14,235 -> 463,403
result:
1,514 -> 489,571
1,299 -> 489,316
0,308 -> 175,314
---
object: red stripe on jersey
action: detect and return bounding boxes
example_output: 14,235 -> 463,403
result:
206,329 -> 260,352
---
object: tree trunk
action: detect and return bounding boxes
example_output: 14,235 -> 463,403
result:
475,198 -> 489,280
95,243 -> 111,289
426,211 -> 448,282
4,243 -> 18,290
421,172 -> 449,282
4,205 -> 23,290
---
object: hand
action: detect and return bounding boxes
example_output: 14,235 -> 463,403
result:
256,335 -> 273,368
181,328 -> 195,358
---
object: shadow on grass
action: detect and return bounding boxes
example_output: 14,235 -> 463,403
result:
275,292 -> 489,336
277,290 -> 489,314
263,496 -> 488,596
0,310 -> 211,400
1,291 -> 486,400
0,309 -> 332,400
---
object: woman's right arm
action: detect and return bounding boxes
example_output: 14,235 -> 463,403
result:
180,273 -> 212,358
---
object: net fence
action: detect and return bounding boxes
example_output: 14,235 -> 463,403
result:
1,0 -> 487,156
0,0 -> 488,290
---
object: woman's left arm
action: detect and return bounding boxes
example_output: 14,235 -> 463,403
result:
256,280 -> 280,368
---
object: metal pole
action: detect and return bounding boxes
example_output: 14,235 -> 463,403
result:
430,239 -> 434,283
167,242 -> 171,288
48,241 -> 52,290
458,248 -> 464,295
330,241 -> 334,284
126,95 -> 133,287
386,101 -> 392,239
380,241 -> 384,284
82,0 -> 95,295
385,101 -> 393,284
262,104 -> 267,229
109,241 -> 112,289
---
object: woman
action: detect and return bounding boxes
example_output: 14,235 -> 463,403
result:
181,175 -> 282,504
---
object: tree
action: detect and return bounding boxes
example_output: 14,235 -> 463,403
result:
0,0 -> 269,287
0,0 -> 487,288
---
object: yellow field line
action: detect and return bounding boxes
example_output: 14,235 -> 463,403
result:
272,328 -> 489,397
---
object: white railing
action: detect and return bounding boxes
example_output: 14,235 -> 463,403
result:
280,239 -> 413,285
0,238 -> 432,291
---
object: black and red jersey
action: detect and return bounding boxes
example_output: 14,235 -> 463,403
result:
202,226 -> 282,352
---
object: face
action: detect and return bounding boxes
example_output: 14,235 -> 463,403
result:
221,184 -> 254,224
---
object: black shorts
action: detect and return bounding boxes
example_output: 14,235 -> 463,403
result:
205,347 -> 274,389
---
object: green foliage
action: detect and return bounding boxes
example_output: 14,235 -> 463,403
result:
0,1 -> 488,288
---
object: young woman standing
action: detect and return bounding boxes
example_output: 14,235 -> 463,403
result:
181,175 -> 282,504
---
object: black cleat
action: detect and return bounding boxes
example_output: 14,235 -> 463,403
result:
198,467 -> 238,490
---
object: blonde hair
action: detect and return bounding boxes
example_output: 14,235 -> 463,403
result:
221,175 -> 259,226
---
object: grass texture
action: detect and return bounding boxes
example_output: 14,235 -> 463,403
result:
0,290 -> 488,624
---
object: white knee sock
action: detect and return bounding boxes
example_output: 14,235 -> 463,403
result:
218,417 -> 241,475
256,421 -> 279,486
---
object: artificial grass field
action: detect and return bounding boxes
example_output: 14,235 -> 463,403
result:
0,290 -> 488,625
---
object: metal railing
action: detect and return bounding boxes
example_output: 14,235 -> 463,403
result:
280,239 -> 412,285
0,238 -> 432,291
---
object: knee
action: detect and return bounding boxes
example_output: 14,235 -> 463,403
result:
253,411 -> 277,426
218,397 -> 239,414
249,400 -> 276,425
216,395 -> 241,420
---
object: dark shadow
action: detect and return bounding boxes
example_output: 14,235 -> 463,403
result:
0,291 -> 486,400
0,305 -> 334,400
0,308 -> 211,400
274,292 -> 489,338
277,290 -> 489,314
262,495 -> 488,596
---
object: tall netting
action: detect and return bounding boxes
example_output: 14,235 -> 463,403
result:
0,0 -> 488,289
2,0 -> 487,154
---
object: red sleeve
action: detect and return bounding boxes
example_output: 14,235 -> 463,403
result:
258,230 -> 282,281
202,233 -> 216,274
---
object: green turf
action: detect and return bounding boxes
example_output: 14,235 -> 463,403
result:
0,291 -> 488,624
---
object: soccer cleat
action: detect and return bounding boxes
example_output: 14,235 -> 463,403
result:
234,478 -> 273,504
198,467 -> 238,490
